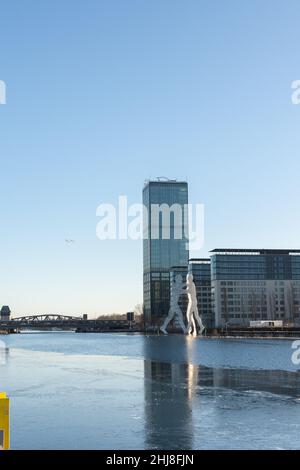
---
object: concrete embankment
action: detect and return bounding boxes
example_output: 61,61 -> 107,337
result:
214,327 -> 300,339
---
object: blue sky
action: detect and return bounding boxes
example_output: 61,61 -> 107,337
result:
0,0 -> 300,316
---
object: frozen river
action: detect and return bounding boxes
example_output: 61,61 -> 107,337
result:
1,332 -> 300,449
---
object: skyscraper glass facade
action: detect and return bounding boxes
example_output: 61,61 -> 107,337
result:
143,180 -> 189,323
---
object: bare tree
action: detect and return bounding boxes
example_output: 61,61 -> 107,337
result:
134,304 -> 144,324
97,313 -> 127,321
134,304 -> 144,316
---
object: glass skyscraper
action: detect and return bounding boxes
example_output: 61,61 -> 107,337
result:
143,179 -> 189,324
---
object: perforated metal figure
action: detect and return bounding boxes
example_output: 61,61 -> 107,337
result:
160,274 -> 187,335
186,273 -> 205,337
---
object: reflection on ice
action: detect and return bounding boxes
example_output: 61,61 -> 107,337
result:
0,339 -> 9,365
143,336 -> 300,450
1,332 -> 300,449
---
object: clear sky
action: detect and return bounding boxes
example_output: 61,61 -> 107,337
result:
0,0 -> 300,316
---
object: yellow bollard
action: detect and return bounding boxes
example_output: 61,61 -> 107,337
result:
0,392 -> 9,450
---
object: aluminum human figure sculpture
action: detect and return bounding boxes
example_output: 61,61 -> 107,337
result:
160,274 -> 187,335
186,273 -> 205,337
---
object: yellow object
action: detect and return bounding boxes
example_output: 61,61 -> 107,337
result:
0,392 -> 9,450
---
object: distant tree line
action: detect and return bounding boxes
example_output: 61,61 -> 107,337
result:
97,304 -> 144,323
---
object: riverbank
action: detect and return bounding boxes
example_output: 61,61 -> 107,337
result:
146,325 -> 300,339
1,326 -> 300,339
0,329 -> 19,335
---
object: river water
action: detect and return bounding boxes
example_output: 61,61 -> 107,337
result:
0,332 -> 300,449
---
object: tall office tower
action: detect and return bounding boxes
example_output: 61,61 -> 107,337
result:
211,249 -> 300,328
143,179 -> 189,324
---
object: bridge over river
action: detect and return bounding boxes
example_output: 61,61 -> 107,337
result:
0,314 -> 136,333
